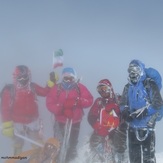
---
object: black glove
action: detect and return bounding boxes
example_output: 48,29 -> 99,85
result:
121,107 -> 133,122
130,108 -> 148,120
50,71 -> 56,83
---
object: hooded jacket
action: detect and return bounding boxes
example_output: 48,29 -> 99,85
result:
120,60 -> 163,128
46,82 -> 93,124
1,83 -> 50,124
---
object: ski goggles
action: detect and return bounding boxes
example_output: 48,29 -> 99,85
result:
128,64 -> 141,75
17,74 -> 29,81
63,76 -> 75,83
97,84 -> 112,93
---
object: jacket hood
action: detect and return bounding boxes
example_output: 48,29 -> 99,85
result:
128,59 -> 146,83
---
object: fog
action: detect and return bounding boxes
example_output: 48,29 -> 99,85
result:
0,0 -> 163,162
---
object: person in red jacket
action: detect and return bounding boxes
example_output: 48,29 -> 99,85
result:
46,67 -> 93,163
1,65 -> 58,155
88,79 -> 120,162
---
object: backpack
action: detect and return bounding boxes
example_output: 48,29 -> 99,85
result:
145,67 -> 162,90
0,83 -> 36,112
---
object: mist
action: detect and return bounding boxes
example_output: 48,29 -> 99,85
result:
0,0 -> 163,162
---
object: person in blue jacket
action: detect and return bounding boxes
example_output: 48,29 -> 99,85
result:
120,59 -> 163,163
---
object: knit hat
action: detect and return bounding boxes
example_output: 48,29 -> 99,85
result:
62,67 -> 77,79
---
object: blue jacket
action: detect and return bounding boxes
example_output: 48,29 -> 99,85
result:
120,60 -> 163,128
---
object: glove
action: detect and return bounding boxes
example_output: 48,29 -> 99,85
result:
47,72 -> 59,88
93,122 -> 108,137
2,121 -> 14,137
121,107 -> 133,122
63,109 -> 73,119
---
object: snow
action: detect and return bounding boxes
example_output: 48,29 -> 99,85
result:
69,135 -> 163,163
156,152 -> 163,163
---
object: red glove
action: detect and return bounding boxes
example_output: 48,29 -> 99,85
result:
63,109 -> 73,119
93,122 -> 108,137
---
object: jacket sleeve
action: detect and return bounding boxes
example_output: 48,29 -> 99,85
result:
87,98 -> 100,127
33,83 -> 51,97
1,88 -> 12,122
78,83 -> 93,108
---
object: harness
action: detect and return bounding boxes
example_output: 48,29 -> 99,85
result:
127,79 -> 157,141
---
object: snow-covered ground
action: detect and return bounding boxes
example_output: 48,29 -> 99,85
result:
70,136 -> 163,163
156,152 -> 163,163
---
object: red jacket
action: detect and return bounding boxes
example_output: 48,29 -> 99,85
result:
88,97 -> 120,128
1,83 -> 50,124
46,83 -> 93,124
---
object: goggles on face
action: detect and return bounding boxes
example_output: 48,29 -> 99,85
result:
17,74 -> 29,81
63,76 -> 75,83
97,84 -> 112,93
128,64 -> 141,75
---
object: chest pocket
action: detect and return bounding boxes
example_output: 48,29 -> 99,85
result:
128,82 -> 148,110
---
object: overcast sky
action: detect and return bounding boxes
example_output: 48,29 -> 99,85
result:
0,0 -> 163,161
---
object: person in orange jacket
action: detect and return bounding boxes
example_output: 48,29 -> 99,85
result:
5,137 -> 60,163
88,79 -> 120,162
46,67 -> 93,162
1,65 -> 58,155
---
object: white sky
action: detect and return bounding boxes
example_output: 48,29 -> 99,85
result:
0,0 -> 163,161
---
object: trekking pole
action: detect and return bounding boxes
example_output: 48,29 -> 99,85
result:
14,130 -> 43,147
59,118 -> 72,163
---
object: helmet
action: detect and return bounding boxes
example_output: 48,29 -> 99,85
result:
61,67 -> 77,89
97,79 -> 114,98
43,138 -> 60,159
128,63 -> 142,84
13,65 -> 31,87
46,137 -> 60,149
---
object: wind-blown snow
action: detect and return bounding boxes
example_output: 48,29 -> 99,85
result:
70,135 -> 163,163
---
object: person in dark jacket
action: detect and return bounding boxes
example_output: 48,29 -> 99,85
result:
120,59 -> 163,163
